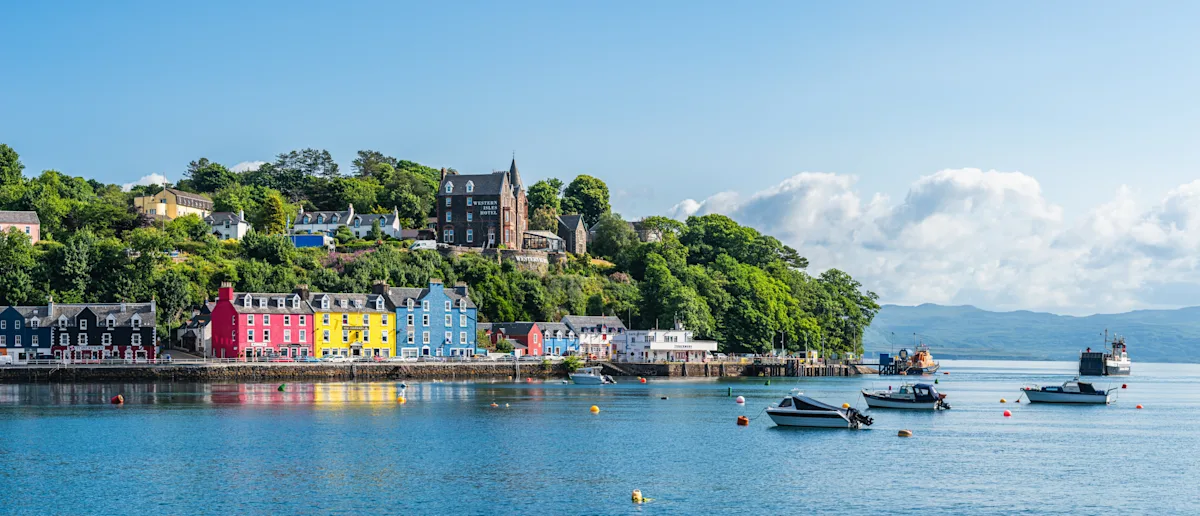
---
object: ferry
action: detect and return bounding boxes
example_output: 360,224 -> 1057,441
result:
1079,331 -> 1131,376
879,344 -> 940,375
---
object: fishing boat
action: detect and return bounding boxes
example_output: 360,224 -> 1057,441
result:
879,343 -> 940,375
1079,330 -> 1131,376
569,367 -> 616,385
766,392 -> 873,429
861,382 -> 950,410
1022,378 -> 1116,404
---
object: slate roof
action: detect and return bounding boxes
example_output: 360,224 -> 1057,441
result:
166,188 -> 212,203
439,173 -> 507,197
507,158 -> 523,191
386,285 -> 477,309
0,305 -> 51,324
477,322 -> 493,332
489,322 -> 539,336
230,293 -> 314,314
204,211 -> 247,225
562,315 -> 626,333
536,322 -> 575,338
182,312 -> 211,329
310,293 -> 390,312
297,206 -> 354,225
558,214 -> 584,232
52,303 -> 157,328
0,211 -> 40,224
351,213 -> 396,227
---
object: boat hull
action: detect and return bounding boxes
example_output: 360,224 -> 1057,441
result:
1023,390 -> 1114,404
862,394 -> 942,410
766,410 -> 856,428
570,375 -> 606,385
1105,361 -> 1130,376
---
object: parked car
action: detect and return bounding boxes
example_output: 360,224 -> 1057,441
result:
325,356 -> 351,363
409,240 -> 437,251
497,354 -> 517,362
0,355 -> 13,366
299,356 -> 320,363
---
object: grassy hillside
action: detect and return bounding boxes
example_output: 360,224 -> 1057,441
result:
863,304 -> 1200,362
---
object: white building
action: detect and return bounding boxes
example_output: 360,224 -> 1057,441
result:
618,323 -> 718,363
204,210 -> 251,240
561,315 -> 626,360
349,209 -> 401,239
294,204 -> 355,236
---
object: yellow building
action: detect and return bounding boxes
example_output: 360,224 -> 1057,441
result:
311,292 -> 395,359
133,188 -> 213,220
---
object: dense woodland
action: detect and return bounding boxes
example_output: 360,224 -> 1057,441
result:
0,144 -> 879,355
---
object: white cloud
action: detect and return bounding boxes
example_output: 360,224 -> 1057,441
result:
671,169 -> 1200,314
230,161 -> 265,173
122,173 -> 170,191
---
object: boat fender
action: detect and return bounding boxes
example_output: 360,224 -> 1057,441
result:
735,396 -> 745,404
590,405 -> 600,413
1003,410 -> 1012,417
110,395 -> 124,405
736,416 -> 750,426
898,429 -> 913,437
1000,398 -> 1007,403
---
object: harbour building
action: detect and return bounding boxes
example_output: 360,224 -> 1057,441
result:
310,291 -> 394,359
382,279 -> 477,358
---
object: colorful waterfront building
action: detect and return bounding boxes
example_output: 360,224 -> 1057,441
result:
537,322 -> 579,356
0,305 -> 53,363
210,284 -> 314,359
49,301 -> 158,361
383,279 -> 477,358
562,315 -> 626,360
310,290 -> 394,359
483,322 -> 544,356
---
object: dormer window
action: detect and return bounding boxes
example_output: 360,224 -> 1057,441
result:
302,215 -> 310,224
291,297 -> 300,309
258,299 -> 267,308
354,299 -> 363,309
131,315 -> 141,329
321,297 -> 330,309
459,298 -> 466,309
407,299 -> 414,310
340,299 -> 348,308
29,319 -> 38,328
276,299 -> 285,308
466,181 -> 474,193
375,298 -> 383,310
243,295 -> 252,307
316,215 -> 324,224
332,215 -> 339,223
445,182 -> 453,194
355,218 -> 361,227
58,316 -> 67,328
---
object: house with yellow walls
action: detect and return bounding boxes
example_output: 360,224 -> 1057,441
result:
133,188 -> 214,220
310,292 -> 395,359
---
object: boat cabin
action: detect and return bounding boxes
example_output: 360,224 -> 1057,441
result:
1042,380 -> 1099,394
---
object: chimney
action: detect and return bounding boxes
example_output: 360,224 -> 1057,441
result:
218,282 -> 234,302
371,280 -> 389,295
293,284 -> 310,300
121,302 -> 127,313
440,167 -> 447,181
454,281 -> 468,297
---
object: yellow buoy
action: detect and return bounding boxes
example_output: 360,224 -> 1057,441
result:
590,405 -> 600,413
397,396 -> 407,404
898,429 -> 913,437
632,490 -> 644,504
842,403 -> 850,409
1000,398 -> 1007,403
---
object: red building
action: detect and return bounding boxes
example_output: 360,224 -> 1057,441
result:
482,322 -> 543,356
211,283 -> 315,359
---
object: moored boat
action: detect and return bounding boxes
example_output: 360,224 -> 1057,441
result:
1079,330 -> 1131,376
1022,378 -> 1116,404
862,383 -> 949,410
569,367 -> 616,385
766,392 -> 873,429
879,343 -> 940,375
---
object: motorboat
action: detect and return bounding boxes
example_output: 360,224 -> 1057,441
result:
879,343 -> 940,375
766,392 -> 873,429
1022,378 -> 1116,404
1079,331 -> 1130,376
862,383 -> 950,410
569,367 -> 616,385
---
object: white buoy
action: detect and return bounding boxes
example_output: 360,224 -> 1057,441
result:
735,395 -> 745,404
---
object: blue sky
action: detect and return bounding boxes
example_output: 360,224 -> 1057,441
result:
5,2 -> 1200,312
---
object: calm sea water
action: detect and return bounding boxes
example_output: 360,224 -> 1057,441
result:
1,360 -> 1196,515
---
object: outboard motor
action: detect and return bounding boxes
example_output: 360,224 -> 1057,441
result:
846,407 -> 874,428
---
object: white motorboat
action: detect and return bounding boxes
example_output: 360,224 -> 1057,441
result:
862,383 -> 949,410
766,393 -> 873,429
1022,378 -> 1116,404
569,367 -> 616,385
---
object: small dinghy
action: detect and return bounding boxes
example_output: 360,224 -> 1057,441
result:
766,393 -> 873,429
862,383 -> 949,410
1022,377 -> 1116,404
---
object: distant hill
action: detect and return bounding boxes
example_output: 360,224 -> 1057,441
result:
863,304 -> 1200,362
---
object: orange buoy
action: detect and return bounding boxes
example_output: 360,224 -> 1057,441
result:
943,372 -> 949,375
1000,398 -> 1007,403
397,396 -> 407,404
1122,384 -> 1127,389
110,395 -> 124,405
490,403 -> 499,408
640,378 -> 647,384
590,405 -> 600,413
736,416 -> 750,426
898,429 -> 913,437
1136,404 -> 1143,409
1003,410 -> 1012,417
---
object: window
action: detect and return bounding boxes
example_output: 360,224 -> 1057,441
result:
444,332 -> 452,344
299,315 -> 306,326
323,330 -> 330,342
276,299 -> 285,308
355,218 -> 361,227
422,300 -> 429,311
78,334 -> 87,346
0,336 -> 5,346
445,182 -> 453,194
362,314 -> 369,325
446,212 -> 452,223
60,334 -> 68,346
422,331 -> 430,344
444,229 -> 454,242
258,298 -> 267,308
14,336 -> 20,347
292,298 -> 300,309
460,314 -> 467,327
263,314 -> 270,325
107,317 -> 114,328
466,212 -> 473,222
79,319 -> 87,330
445,314 -> 452,326
244,295 -> 252,307
343,330 -> 349,343
407,299 -> 414,310
30,319 -> 38,328
321,298 -> 330,309
132,334 -> 141,346
354,299 -> 362,308
323,313 -> 330,325
443,301 -> 451,311
445,197 -> 452,207
24,226 -> 30,234
466,197 -> 473,206
466,181 -> 474,193
364,331 -> 370,343
30,336 -> 38,346
0,321 -> 5,330
382,331 -> 389,343
102,334 -> 112,346
247,314 -> 255,325
406,313 -> 414,327
422,314 -> 429,326
505,212 -> 510,222
263,329 -> 270,342
248,330 -> 255,342
284,330 -> 292,343
375,299 -> 384,311
381,314 -> 388,325
506,229 -> 512,242
342,314 -> 348,325
131,316 -> 140,329
460,332 -> 467,344
466,229 -> 473,242
407,332 -> 414,344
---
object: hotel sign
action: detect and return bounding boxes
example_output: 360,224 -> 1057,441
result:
474,200 -> 499,216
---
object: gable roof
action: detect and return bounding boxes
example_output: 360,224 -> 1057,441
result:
53,303 -> 157,327
439,173 -> 507,197
562,315 -> 626,333
0,211 -> 40,224
310,293 -> 390,312
229,292 -> 314,314
165,188 -> 212,202
351,213 -> 396,226
536,322 -> 574,336
297,206 -> 354,225
205,211 -> 247,225
489,322 -> 539,336
558,214 -> 584,232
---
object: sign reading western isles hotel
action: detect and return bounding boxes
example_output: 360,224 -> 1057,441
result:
474,199 -> 499,216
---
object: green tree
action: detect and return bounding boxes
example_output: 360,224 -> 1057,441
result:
561,175 -> 610,227
589,212 -> 638,260
527,178 -> 563,213
0,144 -> 24,186
259,192 -> 288,234
496,338 -> 514,353
0,228 -> 39,304
183,158 -> 238,193
155,267 -> 193,345
529,205 -> 559,231
369,218 -> 384,240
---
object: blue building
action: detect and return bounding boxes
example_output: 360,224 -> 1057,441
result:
537,322 -> 580,356
0,305 -> 53,363
382,279 -> 477,358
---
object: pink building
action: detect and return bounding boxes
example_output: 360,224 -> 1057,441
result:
211,283 -> 315,359
0,211 -> 40,243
